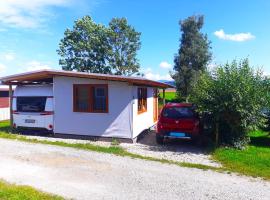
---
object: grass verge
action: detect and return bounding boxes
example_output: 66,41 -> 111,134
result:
212,130 -> 270,180
0,121 -> 219,172
0,180 -> 63,200
1,121 -> 270,180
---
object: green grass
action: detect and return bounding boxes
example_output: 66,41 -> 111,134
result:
163,91 -> 176,101
213,130 -> 270,180
0,180 -> 63,200
159,91 -> 177,109
0,121 -> 218,172
2,120 -> 270,180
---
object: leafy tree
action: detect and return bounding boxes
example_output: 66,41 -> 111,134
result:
190,59 -> 270,148
172,15 -> 212,101
57,16 -> 111,74
58,16 -> 141,75
108,18 -> 141,75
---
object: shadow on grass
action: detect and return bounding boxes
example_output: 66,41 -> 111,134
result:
250,135 -> 270,148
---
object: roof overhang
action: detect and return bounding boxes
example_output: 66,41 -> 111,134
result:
0,70 -> 174,88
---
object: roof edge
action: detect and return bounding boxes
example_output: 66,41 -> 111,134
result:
0,69 -> 174,88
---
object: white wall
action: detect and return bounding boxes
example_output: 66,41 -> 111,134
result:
0,108 -> 10,121
53,76 -> 133,139
132,87 -> 156,138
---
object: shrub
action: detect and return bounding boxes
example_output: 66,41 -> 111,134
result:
190,59 -> 270,148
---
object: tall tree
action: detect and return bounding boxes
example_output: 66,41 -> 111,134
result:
57,16 -> 111,74
172,15 -> 212,101
57,16 -> 141,76
108,18 -> 141,75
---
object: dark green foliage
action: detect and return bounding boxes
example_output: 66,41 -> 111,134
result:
191,59 -> 270,148
58,16 -> 141,75
172,15 -> 212,101
108,18 -> 141,75
58,16 -> 111,73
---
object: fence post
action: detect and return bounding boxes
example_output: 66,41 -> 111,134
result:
9,85 -> 13,129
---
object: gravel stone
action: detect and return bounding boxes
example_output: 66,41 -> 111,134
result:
0,138 -> 269,200
25,131 -> 221,167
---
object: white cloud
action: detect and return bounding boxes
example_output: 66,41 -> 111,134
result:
144,69 -> 173,81
4,53 -> 15,61
159,61 -> 172,69
0,63 -> 7,74
0,0 -> 73,28
18,60 -> 51,72
214,29 -> 255,42
207,62 -> 218,71
145,72 -> 173,81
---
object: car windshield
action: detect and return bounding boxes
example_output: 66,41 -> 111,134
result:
17,97 -> 46,112
162,107 -> 195,119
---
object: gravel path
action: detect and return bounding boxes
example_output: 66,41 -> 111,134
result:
25,130 -> 220,167
0,138 -> 269,200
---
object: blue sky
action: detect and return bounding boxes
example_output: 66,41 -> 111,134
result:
0,0 -> 269,80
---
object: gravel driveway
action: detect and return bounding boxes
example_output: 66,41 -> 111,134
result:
25,130 -> 220,167
0,138 -> 269,200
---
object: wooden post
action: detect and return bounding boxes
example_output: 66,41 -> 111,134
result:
163,88 -> 166,106
9,85 -> 13,128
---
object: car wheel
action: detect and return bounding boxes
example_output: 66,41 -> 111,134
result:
156,135 -> 164,145
192,136 -> 203,146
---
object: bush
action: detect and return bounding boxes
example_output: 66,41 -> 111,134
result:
190,59 -> 270,148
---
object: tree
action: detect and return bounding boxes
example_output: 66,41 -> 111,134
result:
172,15 -> 212,101
57,16 -> 111,74
57,16 -> 141,75
190,59 -> 270,148
108,18 -> 141,75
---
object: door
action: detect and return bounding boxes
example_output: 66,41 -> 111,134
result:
153,88 -> 158,122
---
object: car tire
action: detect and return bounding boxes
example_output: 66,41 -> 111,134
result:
192,136 -> 203,146
156,135 -> 164,145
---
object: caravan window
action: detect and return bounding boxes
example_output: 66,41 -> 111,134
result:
138,88 -> 147,114
73,85 -> 90,112
17,97 -> 46,112
93,86 -> 107,112
73,84 -> 108,113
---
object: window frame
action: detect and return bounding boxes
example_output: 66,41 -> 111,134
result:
73,84 -> 108,113
137,87 -> 147,114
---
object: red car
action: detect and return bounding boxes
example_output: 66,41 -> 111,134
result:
156,103 -> 200,144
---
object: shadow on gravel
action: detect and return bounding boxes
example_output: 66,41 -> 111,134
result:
136,130 -> 210,155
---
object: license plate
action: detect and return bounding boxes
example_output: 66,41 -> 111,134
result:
170,132 -> 185,137
25,119 -> 35,123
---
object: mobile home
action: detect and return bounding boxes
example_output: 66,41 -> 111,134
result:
0,86 -> 13,121
0,70 -> 171,141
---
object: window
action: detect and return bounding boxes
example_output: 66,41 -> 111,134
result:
162,107 -> 195,119
0,91 -> 9,97
138,88 -> 147,114
73,84 -> 108,113
17,97 -> 46,112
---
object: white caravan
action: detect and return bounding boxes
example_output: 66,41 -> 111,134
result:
12,85 -> 54,131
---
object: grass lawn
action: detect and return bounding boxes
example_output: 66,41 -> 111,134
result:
213,130 -> 270,180
0,180 -> 63,200
0,120 -> 219,171
162,91 -> 176,101
158,91 -> 177,109
1,120 -> 270,180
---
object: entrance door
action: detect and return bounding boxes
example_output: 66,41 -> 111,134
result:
153,88 -> 158,122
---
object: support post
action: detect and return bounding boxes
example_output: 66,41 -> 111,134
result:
9,85 -> 13,128
163,88 -> 165,106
